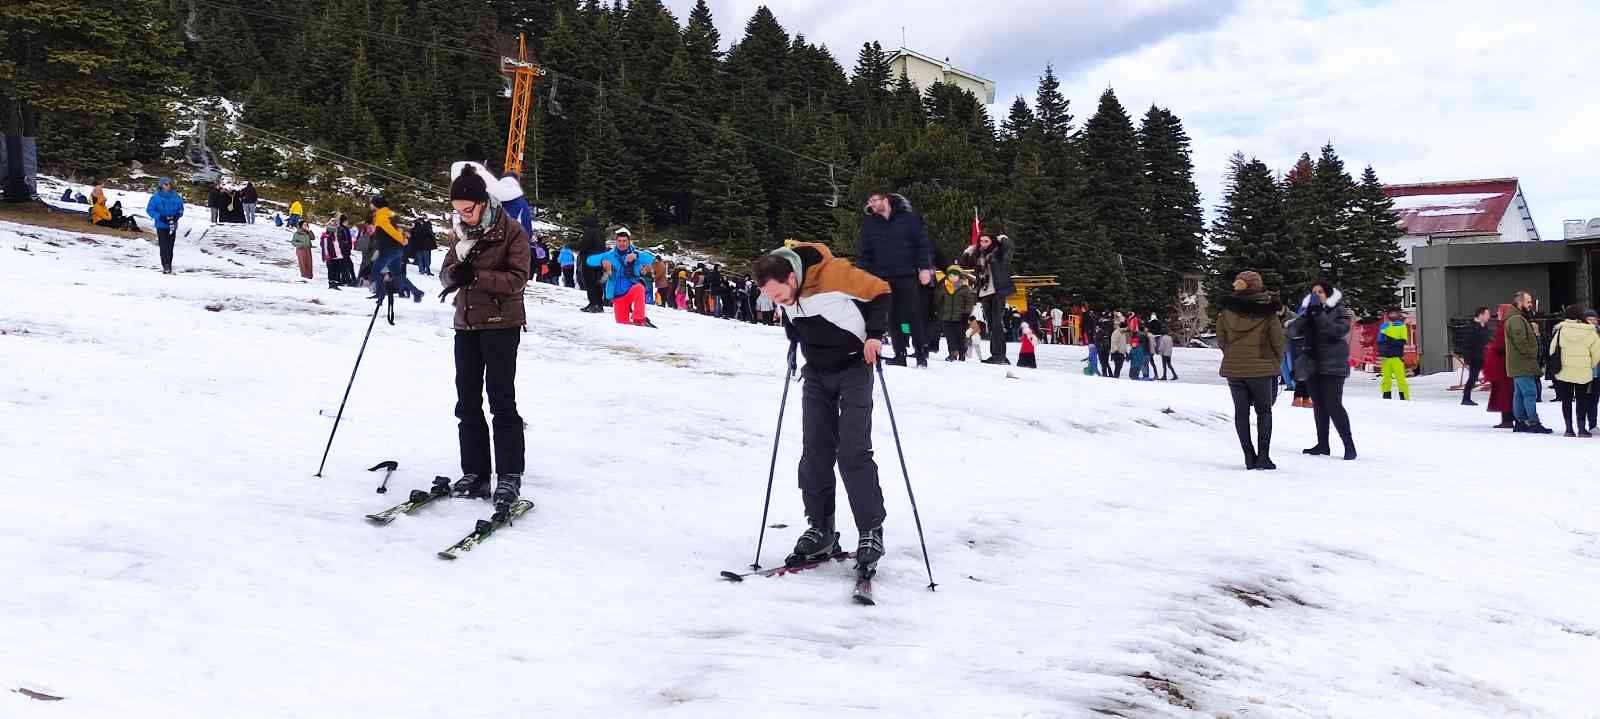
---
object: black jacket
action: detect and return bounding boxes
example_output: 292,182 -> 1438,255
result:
1460,321 -> 1490,362
858,194 -> 932,279
578,216 -> 606,257
1288,290 -> 1353,380
409,221 -> 436,254
239,184 -> 258,204
962,235 -> 1015,298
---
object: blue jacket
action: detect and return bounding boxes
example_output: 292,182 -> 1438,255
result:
1378,321 -> 1408,359
145,180 -> 185,231
502,197 -> 534,238
858,194 -> 932,279
586,246 -> 657,300
558,246 -> 575,267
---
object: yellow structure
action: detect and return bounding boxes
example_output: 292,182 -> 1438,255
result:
1006,275 -> 1059,312
501,34 -> 543,177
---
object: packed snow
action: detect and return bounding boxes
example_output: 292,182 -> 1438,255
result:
3,213 -> 1599,718
1387,192 -> 1503,211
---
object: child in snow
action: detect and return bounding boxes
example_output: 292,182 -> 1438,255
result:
1017,323 -> 1038,368
967,318 -> 986,362
1128,333 -> 1149,379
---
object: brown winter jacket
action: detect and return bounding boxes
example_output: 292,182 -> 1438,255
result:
1216,292 -> 1286,378
441,207 -> 531,331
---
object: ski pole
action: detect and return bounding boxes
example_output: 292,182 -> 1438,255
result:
370,460 -> 399,494
875,360 -> 937,591
314,296 -> 385,477
749,342 -> 799,570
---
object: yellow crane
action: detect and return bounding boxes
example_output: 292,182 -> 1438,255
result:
500,34 -> 544,179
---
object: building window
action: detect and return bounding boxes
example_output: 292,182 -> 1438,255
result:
1402,286 -> 1417,310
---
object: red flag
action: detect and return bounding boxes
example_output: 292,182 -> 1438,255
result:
970,207 -> 980,247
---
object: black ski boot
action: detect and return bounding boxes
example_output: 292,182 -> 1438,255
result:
492,473 -> 522,510
452,473 -> 490,499
785,521 -> 841,567
855,526 -> 884,576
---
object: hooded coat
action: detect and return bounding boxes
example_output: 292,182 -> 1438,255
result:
961,235 -> 1015,298
857,194 -> 932,279
1217,292 -> 1286,379
1288,288 -> 1354,380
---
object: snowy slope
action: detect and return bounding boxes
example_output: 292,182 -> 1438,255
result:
2,219 -> 1599,718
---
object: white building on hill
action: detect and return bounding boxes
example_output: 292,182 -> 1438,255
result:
887,47 -> 996,104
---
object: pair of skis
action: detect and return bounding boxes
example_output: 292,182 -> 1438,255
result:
720,550 -> 876,606
365,476 -> 535,560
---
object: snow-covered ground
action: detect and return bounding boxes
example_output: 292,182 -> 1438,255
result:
3,215 -> 1599,718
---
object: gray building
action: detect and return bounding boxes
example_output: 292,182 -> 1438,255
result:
1412,241 -> 1588,374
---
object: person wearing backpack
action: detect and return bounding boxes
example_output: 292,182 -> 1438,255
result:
1546,304 -> 1600,437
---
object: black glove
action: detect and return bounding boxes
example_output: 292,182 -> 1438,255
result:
452,262 -> 478,289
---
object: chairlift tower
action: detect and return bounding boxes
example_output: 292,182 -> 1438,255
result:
501,34 -> 545,180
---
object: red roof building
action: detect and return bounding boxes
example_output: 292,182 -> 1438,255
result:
1383,178 -> 1540,242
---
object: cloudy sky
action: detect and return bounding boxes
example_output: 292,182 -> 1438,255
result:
664,0 -> 1600,240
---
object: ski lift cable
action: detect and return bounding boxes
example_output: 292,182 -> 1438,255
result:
190,0 -> 857,183
232,122 -> 441,193
209,110 -> 446,195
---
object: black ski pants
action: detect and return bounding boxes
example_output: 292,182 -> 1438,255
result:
799,362 -> 886,532
157,226 -> 176,271
943,321 -> 967,359
455,328 -> 525,478
1228,377 -> 1277,465
1556,380 -> 1593,434
885,276 -> 929,361
1307,374 -> 1354,451
1110,352 -> 1125,378
981,292 -> 1008,361
583,266 -> 605,308
1160,355 -> 1177,380
1463,359 -> 1483,403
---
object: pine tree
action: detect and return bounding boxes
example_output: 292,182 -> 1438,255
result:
1309,142 -> 1359,289
1030,65 -> 1074,175
997,97 -> 1034,172
694,118 -> 768,260
4,0 -> 180,177
681,0 -> 722,117
1344,165 -> 1407,317
1078,89 -> 1144,310
1208,155 -> 1296,310
652,48 -> 703,226
1137,106 -> 1204,312
536,10 -> 586,198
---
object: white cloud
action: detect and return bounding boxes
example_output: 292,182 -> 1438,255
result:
1058,0 -> 1600,241
667,1 -> 1600,240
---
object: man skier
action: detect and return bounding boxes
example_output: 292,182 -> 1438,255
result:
752,242 -> 892,576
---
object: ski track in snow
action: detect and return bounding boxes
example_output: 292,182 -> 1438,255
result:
3,204 -> 1600,718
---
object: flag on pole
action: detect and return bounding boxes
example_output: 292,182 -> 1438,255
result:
970,207 -> 980,247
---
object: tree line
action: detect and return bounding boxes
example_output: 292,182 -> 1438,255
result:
3,0 -> 1406,317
